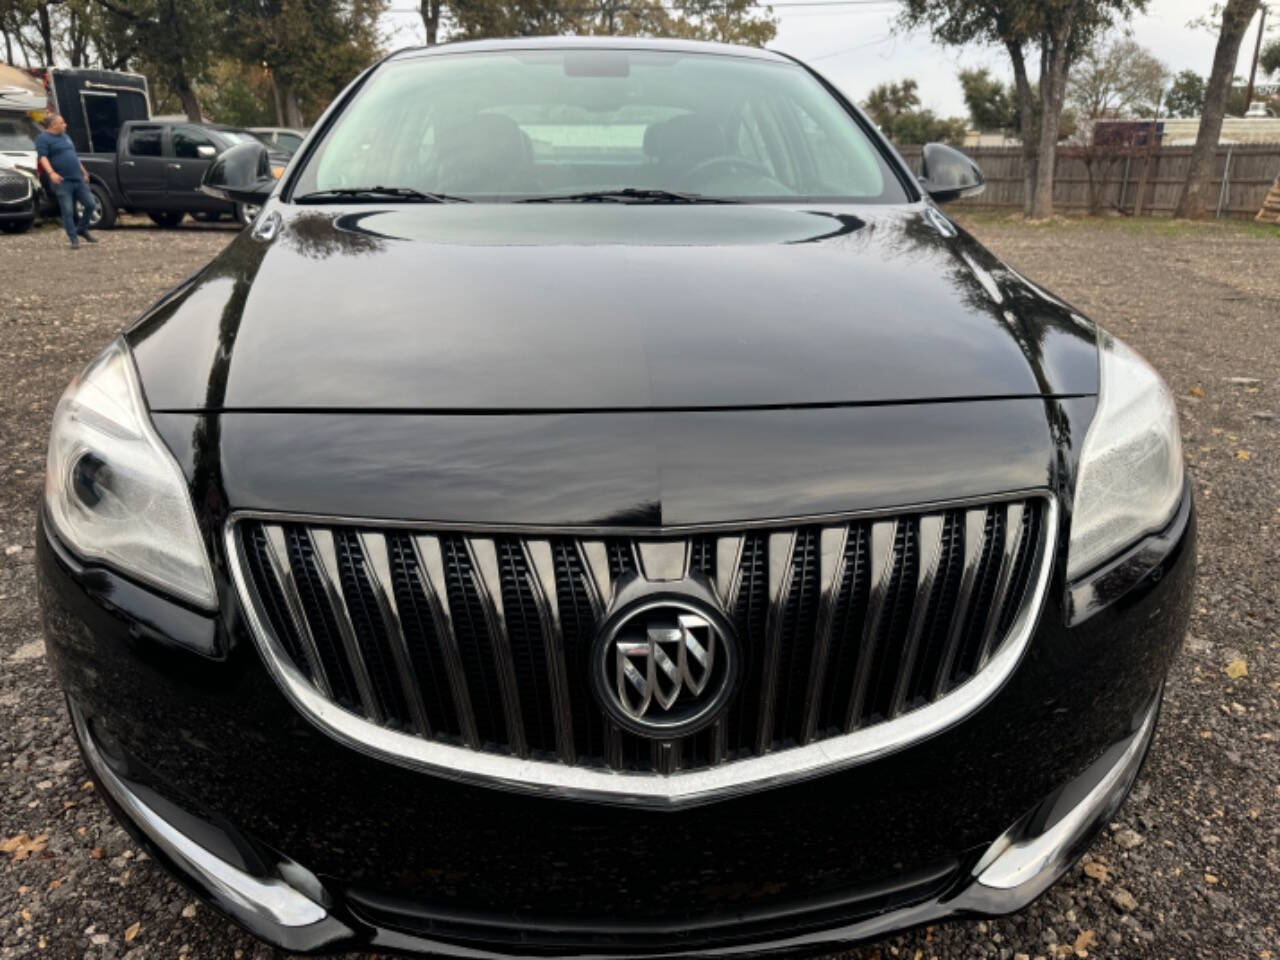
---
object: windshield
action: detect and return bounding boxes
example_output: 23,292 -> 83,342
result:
292,49 -> 909,203
220,130 -> 257,144
0,116 -> 40,152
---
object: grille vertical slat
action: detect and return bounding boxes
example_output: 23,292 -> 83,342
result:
388,535 -> 459,737
412,535 -> 481,748
755,530 -> 798,753
800,525 -> 849,744
773,528 -> 822,746
359,532 -> 433,736
951,509 -> 1005,684
285,527 -> 359,709
335,531 -> 410,727
906,513 -> 962,709
309,529 -> 384,724
996,507 -> 1039,638
496,540 -> 556,754
522,540 -> 577,764
931,509 -> 989,699
576,540 -> 613,615
261,525 -> 333,698
844,520 -> 899,732
464,538 -> 529,758
729,534 -> 769,756
236,496 -> 1048,780
889,515 -> 945,719
974,504 -> 1026,670
817,525 -> 867,736
554,541 -> 606,762
714,536 -> 746,611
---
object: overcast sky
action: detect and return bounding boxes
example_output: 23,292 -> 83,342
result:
381,0 -> 1273,117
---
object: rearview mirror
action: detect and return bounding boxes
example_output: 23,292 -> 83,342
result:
201,141 -> 275,204
919,143 -> 985,204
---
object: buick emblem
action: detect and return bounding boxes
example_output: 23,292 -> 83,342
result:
593,598 -> 738,738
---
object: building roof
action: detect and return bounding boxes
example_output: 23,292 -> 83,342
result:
1160,116 -> 1280,146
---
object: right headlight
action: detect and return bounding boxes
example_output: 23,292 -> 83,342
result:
44,340 -> 217,609
1066,330 -> 1184,581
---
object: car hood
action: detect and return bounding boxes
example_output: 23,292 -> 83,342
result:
128,203 -> 1098,412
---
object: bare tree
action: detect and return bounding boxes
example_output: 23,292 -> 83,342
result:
1069,34 -> 1169,121
1174,0 -> 1262,218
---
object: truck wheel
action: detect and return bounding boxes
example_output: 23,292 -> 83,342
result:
1,219 -> 32,234
148,211 -> 184,228
88,184 -> 116,229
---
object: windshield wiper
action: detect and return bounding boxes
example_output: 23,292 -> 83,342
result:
295,186 -> 472,203
517,188 -> 736,204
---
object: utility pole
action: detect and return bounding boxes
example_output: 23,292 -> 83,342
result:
1245,3 -> 1268,109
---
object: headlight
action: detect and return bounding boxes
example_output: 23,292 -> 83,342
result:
44,340 -> 217,609
1067,330 -> 1184,580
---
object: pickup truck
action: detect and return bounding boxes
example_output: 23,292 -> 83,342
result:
81,120 -> 285,229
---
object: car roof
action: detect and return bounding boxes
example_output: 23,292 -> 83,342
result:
388,36 -> 790,64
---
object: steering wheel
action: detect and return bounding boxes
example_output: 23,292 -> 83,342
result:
680,154 -> 777,185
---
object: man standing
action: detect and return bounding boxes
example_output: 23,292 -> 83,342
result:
35,114 -> 98,249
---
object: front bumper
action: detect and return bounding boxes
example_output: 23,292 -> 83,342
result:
0,197 -> 35,222
39,490 -> 1194,957
69,687 -> 1161,956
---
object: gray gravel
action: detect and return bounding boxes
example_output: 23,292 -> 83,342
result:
2,213 -> 1277,959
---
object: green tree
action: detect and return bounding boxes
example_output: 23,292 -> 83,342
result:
893,110 -> 968,144
1165,69 -> 1205,117
0,0 -> 137,69
448,0 -> 777,46
1174,0 -> 1262,218
863,78 -> 965,144
225,0 -> 385,127
959,67 -> 1017,130
92,0 -> 225,120
1262,38 -> 1280,77
900,0 -> 1146,218
862,78 -> 921,135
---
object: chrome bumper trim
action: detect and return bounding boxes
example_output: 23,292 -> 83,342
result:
69,701 -> 334,930
962,689 -> 1161,905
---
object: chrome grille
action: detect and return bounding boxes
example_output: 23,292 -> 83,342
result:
0,172 -> 32,204
231,495 -> 1053,803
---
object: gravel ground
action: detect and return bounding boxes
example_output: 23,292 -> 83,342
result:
1,213 -> 1277,960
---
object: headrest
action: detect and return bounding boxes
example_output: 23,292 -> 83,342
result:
433,112 -> 533,191
643,114 -> 727,167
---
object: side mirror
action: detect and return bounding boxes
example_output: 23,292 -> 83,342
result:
196,144 -> 217,159
919,143 -> 985,204
201,141 -> 276,204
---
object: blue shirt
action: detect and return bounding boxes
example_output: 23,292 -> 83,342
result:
35,132 -> 83,182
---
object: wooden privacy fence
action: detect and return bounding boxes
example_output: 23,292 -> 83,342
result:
897,143 -> 1280,220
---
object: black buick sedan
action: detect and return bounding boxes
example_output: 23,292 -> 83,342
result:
38,37 -> 1193,957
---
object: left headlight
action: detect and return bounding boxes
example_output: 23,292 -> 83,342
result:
1066,329 -> 1184,581
44,340 -> 217,609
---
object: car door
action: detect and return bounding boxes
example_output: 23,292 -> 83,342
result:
119,124 -> 167,207
166,125 -> 221,212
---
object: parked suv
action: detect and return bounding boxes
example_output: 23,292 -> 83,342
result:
248,127 -> 307,156
81,121 -> 285,228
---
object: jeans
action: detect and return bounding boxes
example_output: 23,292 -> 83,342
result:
55,179 -> 95,240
